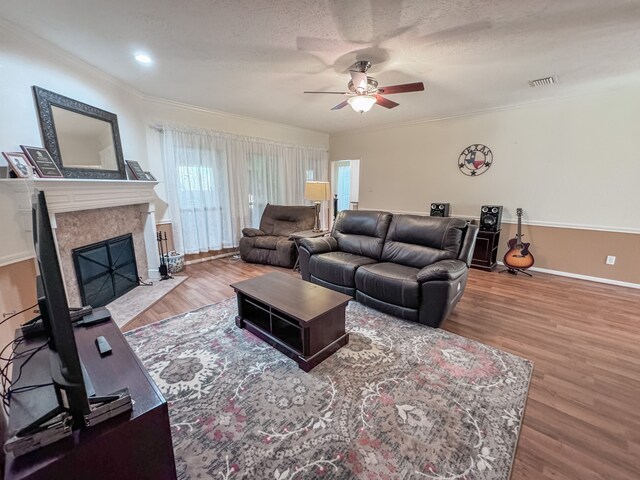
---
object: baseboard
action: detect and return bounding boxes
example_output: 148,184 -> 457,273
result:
496,262 -> 640,290
184,251 -> 238,265
147,269 -> 161,281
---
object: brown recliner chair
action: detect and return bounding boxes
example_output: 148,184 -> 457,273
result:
239,204 -> 316,268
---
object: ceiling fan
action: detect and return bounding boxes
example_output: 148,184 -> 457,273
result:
304,60 -> 424,113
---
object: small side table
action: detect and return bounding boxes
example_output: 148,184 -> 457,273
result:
290,229 -> 329,271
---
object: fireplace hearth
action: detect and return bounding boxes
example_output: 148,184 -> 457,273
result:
73,234 -> 139,307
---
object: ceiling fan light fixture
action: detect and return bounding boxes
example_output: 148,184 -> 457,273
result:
348,95 -> 376,113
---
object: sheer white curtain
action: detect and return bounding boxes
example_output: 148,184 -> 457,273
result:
160,125 -> 328,254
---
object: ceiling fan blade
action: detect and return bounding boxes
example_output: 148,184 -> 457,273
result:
331,99 -> 350,110
304,91 -> 350,94
374,95 -> 399,109
377,82 -> 425,94
350,71 -> 368,93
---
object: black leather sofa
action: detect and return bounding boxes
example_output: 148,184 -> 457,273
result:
239,204 -> 316,268
298,210 -> 478,328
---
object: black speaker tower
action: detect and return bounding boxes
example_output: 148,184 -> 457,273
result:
479,205 -> 503,232
430,203 -> 450,217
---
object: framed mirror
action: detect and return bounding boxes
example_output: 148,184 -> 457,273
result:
32,86 -> 127,179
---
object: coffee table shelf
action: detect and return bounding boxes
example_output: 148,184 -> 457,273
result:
231,272 -> 351,372
241,296 -> 303,354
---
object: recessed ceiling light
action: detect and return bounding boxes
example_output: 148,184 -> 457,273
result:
134,53 -> 152,64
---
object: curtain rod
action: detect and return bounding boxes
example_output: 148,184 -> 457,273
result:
148,123 -> 328,153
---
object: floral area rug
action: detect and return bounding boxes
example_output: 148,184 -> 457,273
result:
125,297 -> 532,480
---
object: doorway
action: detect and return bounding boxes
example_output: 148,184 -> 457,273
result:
331,159 -> 360,218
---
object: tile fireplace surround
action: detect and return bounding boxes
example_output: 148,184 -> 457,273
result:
3,178 -> 161,305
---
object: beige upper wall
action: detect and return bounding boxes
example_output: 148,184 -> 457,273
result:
0,21 -> 329,259
330,87 -> 640,232
0,21 -> 148,169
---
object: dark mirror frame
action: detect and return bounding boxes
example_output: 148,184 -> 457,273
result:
32,86 -> 127,180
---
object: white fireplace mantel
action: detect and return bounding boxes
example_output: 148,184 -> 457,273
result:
1,178 -> 159,214
1,177 -> 162,283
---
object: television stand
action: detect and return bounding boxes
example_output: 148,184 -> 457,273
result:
4,319 -> 177,480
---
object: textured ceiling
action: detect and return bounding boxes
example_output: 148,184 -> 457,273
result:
2,0 -> 640,134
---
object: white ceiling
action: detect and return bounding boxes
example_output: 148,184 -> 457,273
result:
3,0 -> 640,134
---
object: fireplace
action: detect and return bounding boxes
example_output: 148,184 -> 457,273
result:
5,178 -> 162,308
73,234 -> 139,307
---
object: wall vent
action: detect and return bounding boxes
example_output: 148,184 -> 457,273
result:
529,76 -> 557,87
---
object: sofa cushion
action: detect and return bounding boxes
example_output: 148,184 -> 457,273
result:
355,290 -> 419,322
417,259 -> 468,282
332,210 -> 392,260
381,216 -> 468,268
355,262 -> 421,310
299,236 -> 337,255
259,204 -> 316,237
253,235 -> 281,250
309,252 -> 377,288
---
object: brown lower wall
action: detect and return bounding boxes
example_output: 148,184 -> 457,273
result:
156,221 -> 638,284
496,223 -> 639,284
0,258 -> 37,375
0,259 -> 34,464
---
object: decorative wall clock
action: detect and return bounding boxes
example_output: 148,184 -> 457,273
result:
458,144 -> 493,176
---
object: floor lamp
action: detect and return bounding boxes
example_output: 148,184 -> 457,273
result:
304,181 -> 331,232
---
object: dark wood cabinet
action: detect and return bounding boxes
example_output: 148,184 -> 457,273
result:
471,230 -> 501,271
4,320 -> 177,480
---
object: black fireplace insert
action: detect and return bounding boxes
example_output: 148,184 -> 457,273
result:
72,233 -> 139,307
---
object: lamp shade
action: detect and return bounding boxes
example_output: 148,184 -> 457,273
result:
348,95 -> 376,113
304,181 -> 331,201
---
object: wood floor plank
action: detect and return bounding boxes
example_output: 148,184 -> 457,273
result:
122,260 -> 640,479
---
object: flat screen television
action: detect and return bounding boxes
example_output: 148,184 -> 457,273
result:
5,190 -> 131,455
21,190 -> 91,432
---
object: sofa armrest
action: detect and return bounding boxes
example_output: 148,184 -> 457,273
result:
299,236 -> 337,255
242,227 -> 265,237
417,259 -> 468,283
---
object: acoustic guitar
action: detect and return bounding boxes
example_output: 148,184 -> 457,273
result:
503,208 -> 535,270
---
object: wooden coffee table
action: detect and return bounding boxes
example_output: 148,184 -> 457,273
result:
231,271 -> 351,372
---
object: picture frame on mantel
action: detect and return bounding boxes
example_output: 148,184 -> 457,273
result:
20,146 -> 63,178
125,160 -> 146,180
125,162 -> 137,180
2,152 -> 37,178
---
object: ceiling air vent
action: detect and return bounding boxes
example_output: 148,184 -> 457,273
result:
529,76 -> 557,87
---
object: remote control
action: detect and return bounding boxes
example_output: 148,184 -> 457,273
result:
76,307 -> 111,327
95,336 -> 112,357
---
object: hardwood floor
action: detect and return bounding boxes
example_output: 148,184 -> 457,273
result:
122,259 -> 640,480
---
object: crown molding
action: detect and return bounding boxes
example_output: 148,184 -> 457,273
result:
0,17 -> 144,99
330,83 -> 640,138
2,14 -> 330,144
143,95 -> 329,144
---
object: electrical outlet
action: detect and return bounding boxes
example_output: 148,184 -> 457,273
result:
606,255 -> 616,265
